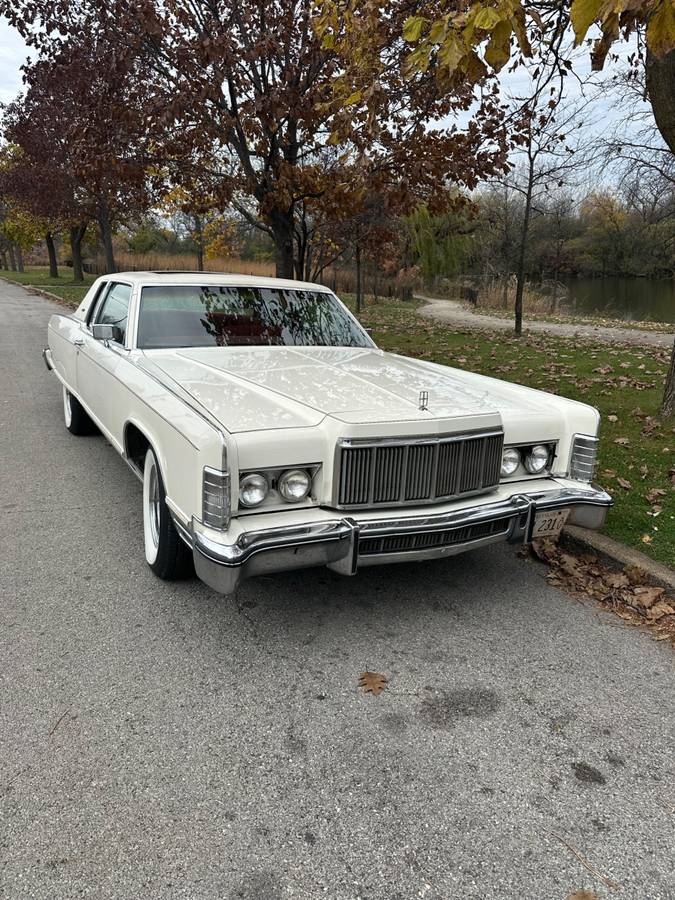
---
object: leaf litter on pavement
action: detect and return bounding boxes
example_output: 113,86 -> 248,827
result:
529,540 -> 675,646
358,671 -> 388,695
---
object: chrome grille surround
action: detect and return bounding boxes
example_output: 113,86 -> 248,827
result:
333,429 -> 504,510
568,434 -> 599,482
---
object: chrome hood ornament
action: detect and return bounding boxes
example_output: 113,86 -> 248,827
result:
418,390 -> 429,411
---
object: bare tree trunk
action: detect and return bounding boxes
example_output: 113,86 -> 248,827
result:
193,215 -> 204,271
355,243 -> 362,313
552,269 -> 559,313
7,244 -> 17,271
97,197 -> 116,274
15,245 -> 24,273
0,249 -> 7,269
270,207 -> 295,279
70,222 -> 87,283
662,337 -> 675,419
646,48 -> 675,155
514,169 -> 534,336
45,233 -> 59,278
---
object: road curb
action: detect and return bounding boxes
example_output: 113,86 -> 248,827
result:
562,525 -> 675,592
30,286 -> 75,308
0,276 -> 76,310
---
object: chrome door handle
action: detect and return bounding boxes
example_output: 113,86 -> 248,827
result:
74,337 -> 85,346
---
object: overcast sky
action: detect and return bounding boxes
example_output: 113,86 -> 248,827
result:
0,20 -> 31,104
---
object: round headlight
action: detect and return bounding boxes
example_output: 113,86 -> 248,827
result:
239,472 -> 269,507
500,448 -> 521,477
278,468 -> 311,503
524,444 -> 550,474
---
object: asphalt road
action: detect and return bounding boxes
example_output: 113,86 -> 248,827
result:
1,280 -> 674,900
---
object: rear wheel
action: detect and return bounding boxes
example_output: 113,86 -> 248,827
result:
63,385 -> 96,435
143,447 -> 193,580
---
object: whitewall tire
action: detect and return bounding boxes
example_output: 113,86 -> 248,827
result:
62,385 -> 96,435
143,450 -> 161,566
142,447 -> 193,580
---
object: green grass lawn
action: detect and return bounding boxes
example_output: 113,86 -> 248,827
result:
344,295 -> 674,569
0,265 -> 95,306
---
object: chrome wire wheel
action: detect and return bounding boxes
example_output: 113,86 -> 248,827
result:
143,449 -> 161,565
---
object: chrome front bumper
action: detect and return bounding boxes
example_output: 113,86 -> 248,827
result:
187,483 -> 613,595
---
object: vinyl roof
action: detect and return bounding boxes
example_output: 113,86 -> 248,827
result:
108,271 -> 332,292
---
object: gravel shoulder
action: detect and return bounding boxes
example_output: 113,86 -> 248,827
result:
1,282 -> 674,900
416,293 -> 675,348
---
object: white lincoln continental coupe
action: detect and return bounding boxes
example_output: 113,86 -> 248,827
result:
44,272 -> 612,594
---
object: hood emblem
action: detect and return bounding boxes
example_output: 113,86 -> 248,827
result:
419,390 -> 429,411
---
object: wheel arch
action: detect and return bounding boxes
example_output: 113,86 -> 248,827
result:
123,419 -> 167,485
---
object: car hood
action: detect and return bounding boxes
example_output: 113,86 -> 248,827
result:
141,345 -> 573,434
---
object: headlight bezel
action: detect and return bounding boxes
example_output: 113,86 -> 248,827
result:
237,464 -> 320,510
500,442 -> 556,480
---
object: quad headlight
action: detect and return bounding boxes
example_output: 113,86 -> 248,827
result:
524,444 -> 550,474
278,468 -> 312,503
238,467 -> 316,508
500,447 -> 521,477
239,472 -> 269,507
501,443 -> 554,478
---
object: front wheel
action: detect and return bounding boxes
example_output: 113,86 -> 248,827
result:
63,385 -> 96,435
143,448 -> 193,580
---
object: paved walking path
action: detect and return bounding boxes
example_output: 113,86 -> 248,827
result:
416,293 -> 675,348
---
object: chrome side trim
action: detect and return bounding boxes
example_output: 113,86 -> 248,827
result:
133,356 -> 229,438
122,455 -> 144,483
170,512 -> 194,549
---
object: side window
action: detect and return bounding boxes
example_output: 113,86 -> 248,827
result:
93,283 -> 132,344
85,281 -> 110,325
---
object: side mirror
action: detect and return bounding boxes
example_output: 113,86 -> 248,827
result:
92,323 -> 115,343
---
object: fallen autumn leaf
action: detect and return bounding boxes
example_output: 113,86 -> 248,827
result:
359,671 -> 388,696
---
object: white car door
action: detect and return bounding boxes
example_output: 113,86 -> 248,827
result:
76,280 -> 133,445
48,281 -> 109,391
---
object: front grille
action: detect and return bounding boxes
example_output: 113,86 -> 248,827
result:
335,431 -> 503,509
359,518 -> 510,556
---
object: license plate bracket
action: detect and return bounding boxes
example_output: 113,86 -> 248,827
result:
530,508 -> 570,540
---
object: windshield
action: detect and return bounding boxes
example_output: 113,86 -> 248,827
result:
137,285 -> 372,350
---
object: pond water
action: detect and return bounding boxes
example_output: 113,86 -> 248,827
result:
560,277 -> 675,324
